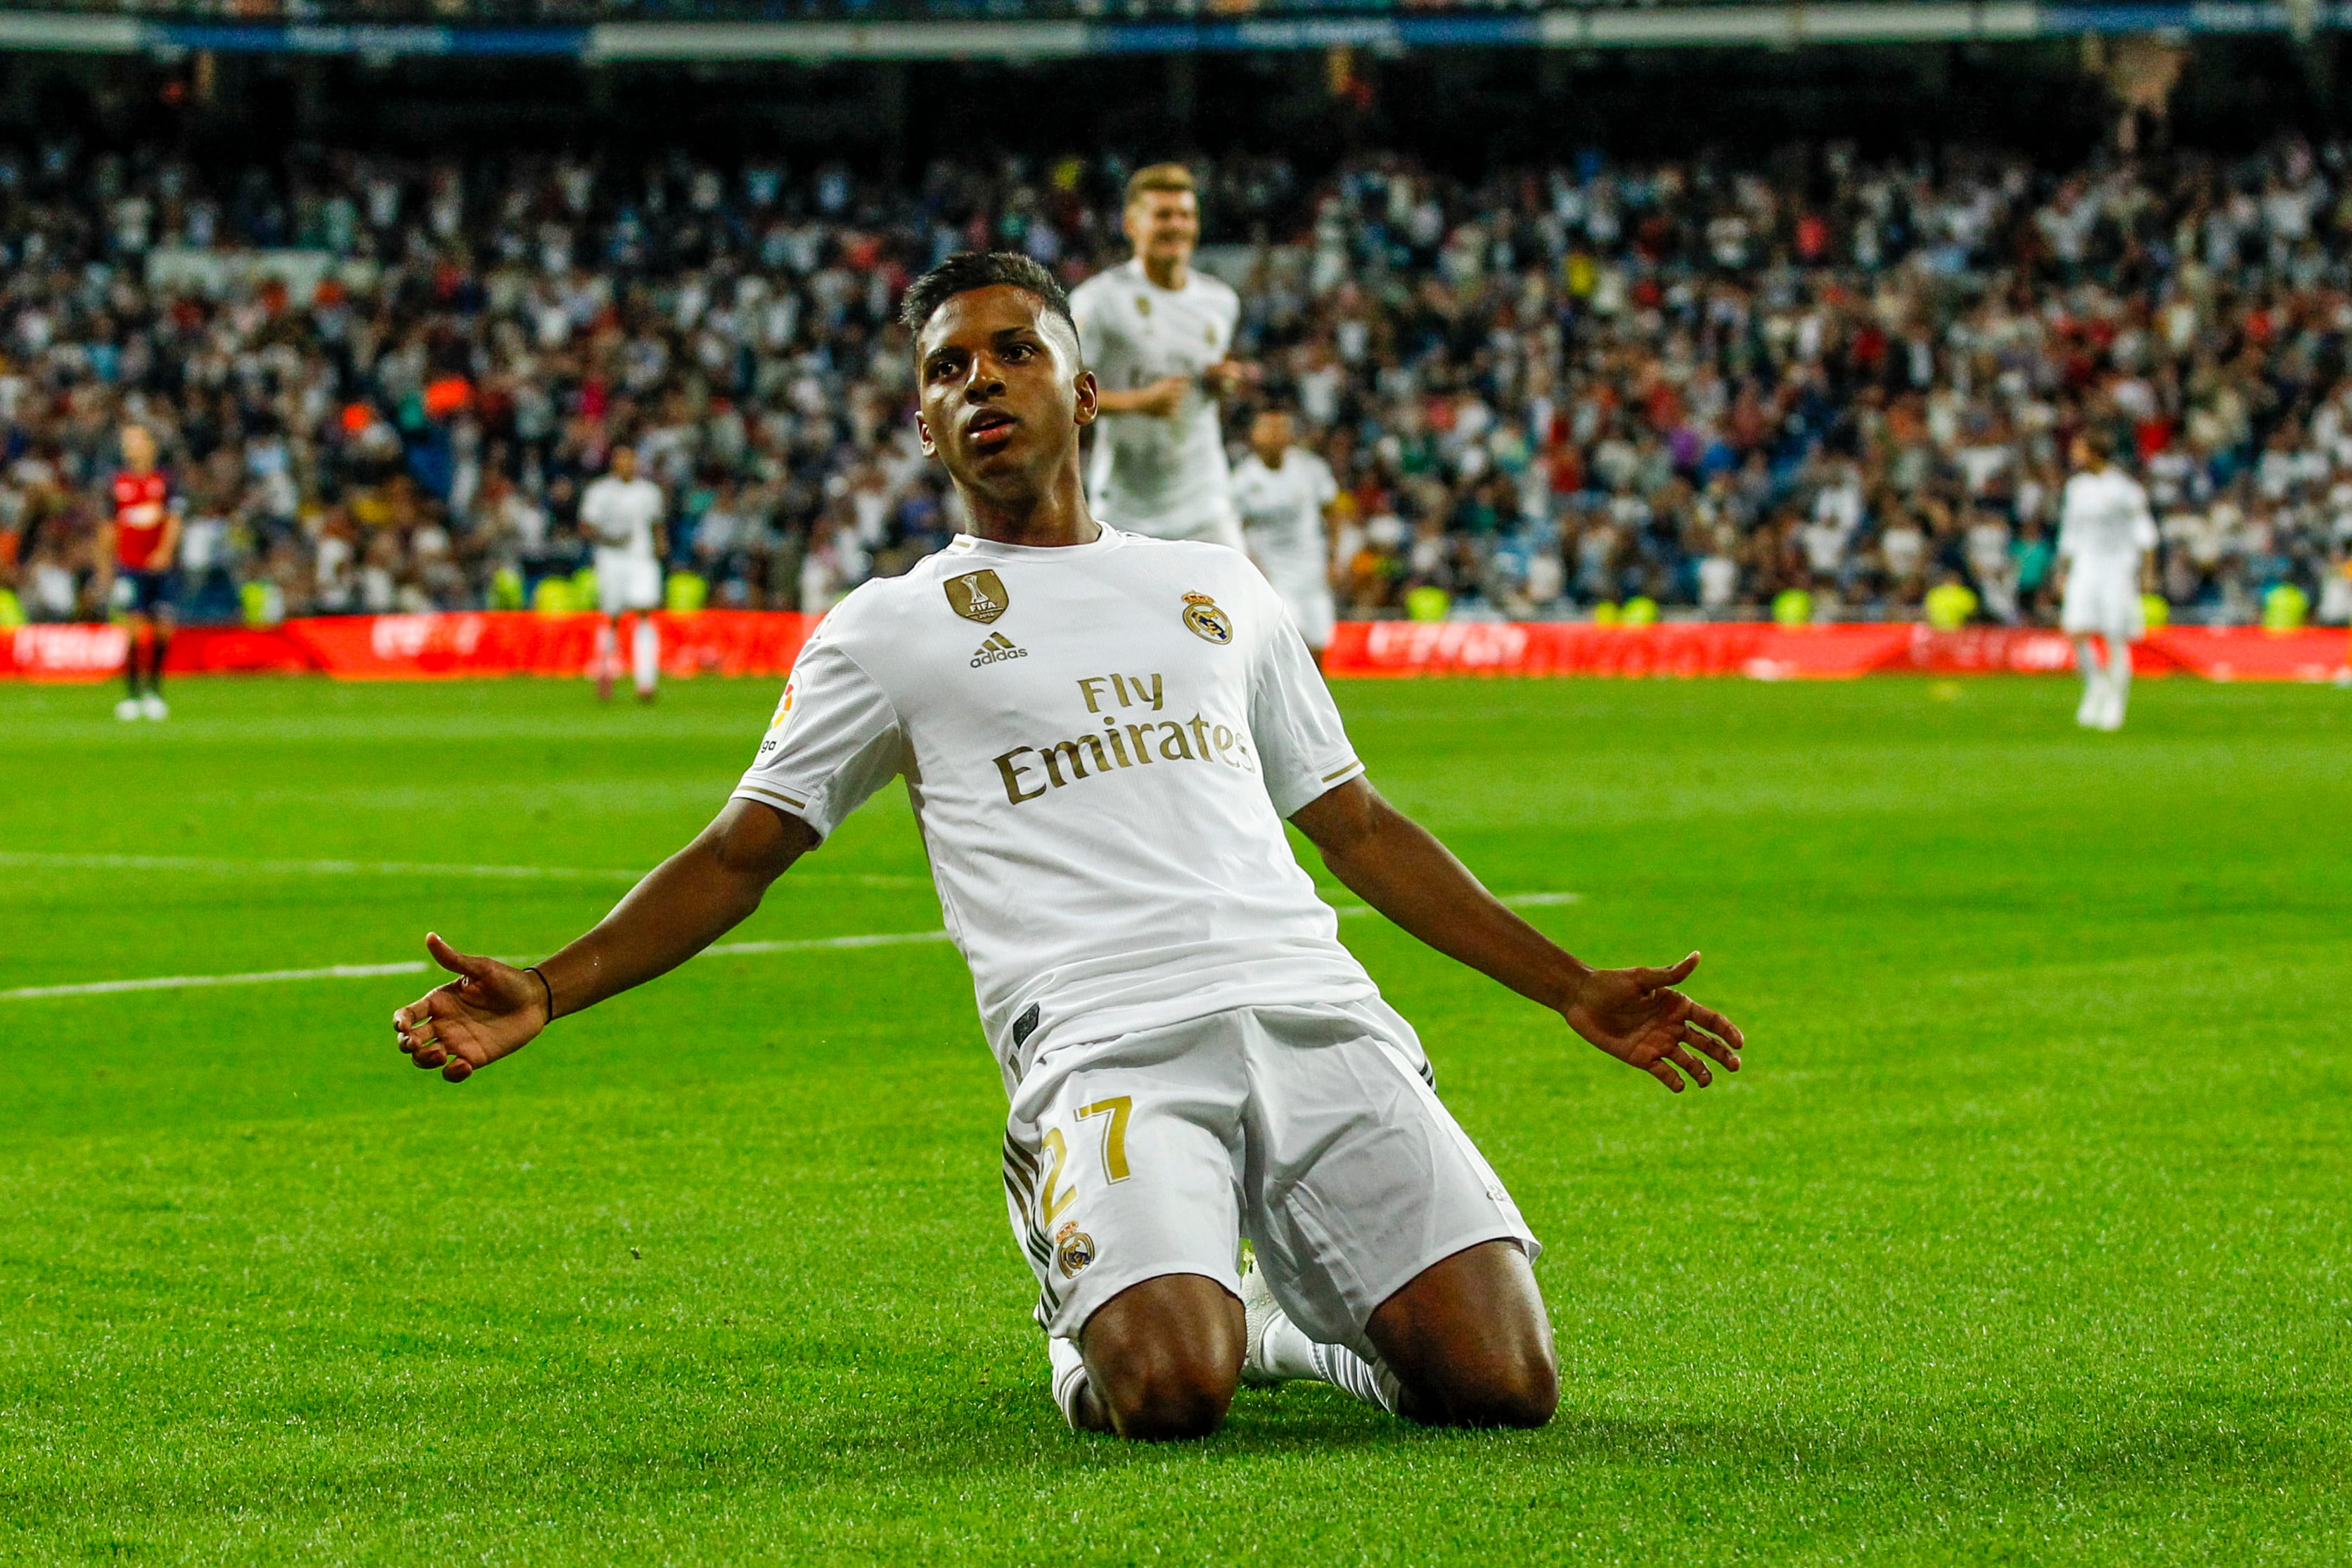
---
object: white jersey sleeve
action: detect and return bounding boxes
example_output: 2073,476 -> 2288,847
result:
578,480 -> 611,544
1070,276 -> 1124,387
1247,578 -> 1363,816
733,608 -> 904,840
1309,453 -> 1339,510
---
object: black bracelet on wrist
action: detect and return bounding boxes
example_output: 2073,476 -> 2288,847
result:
526,965 -> 557,1022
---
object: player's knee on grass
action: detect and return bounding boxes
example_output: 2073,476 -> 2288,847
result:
1401,1337 -> 1560,1429
1079,1273 -> 1244,1441
1370,1240 -> 1560,1429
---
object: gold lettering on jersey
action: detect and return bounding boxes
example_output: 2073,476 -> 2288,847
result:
945,570 -> 1010,624
996,747 -> 1047,803
1077,671 -> 1164,714
1039,735 -> 1110,788
992,712 -> 1254,804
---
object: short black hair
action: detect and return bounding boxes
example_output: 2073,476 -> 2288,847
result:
899,251 -> 1077,345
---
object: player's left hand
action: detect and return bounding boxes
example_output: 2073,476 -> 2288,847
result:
1203,359 -> 1259,396
1559,952 -> 1744,1093
392,932 -> 547,1083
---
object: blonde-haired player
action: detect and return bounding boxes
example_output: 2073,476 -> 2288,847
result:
1232,406 -> 1341,664
2057,428 -> 2157,731
1069,165 -> 1254,552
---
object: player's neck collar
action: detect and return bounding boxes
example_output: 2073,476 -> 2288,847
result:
1129,256 -> 1188,293
950,524 -> 1119,557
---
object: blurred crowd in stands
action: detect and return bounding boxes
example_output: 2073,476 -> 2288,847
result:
4,136 -> 2352,629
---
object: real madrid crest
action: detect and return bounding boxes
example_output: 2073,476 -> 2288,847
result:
1133,295 -> 1152,316
1181,591 -> 1233,645
1055,1221 -> 1095,1279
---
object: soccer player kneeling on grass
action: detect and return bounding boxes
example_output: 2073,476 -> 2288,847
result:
394,253 -> 1747,1441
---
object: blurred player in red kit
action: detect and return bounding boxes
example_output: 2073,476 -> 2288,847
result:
103,423 -> 181,721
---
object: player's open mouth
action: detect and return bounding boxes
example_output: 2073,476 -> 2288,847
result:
966,411 -> 1017,446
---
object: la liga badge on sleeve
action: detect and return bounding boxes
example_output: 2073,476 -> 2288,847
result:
1181,591 -> 1233,645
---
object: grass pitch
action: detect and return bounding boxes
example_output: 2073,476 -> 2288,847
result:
1,671 -> 2347,1564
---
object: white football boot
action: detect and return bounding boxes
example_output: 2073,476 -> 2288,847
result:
114,696 -> 142,721
1239,1254 -> 1287,1387
141,693 -> 169,721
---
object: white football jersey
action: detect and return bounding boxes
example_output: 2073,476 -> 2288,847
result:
579,475 -> 664,561
733,527 -> 1373,1095
1232,448 -> 1338,584
2057,467 -> 2157,578
1070,259 -> 1241,538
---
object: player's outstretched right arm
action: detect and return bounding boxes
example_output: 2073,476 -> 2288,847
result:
1094,375 -> 1193,417
393,798 -> 816,1082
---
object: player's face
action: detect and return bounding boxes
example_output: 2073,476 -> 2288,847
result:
120,427 -> 155,471
1250,411 -> 1292,463
1124,191 -> 1199,267
611,447 -> 637,481
914,285 -> 1098,488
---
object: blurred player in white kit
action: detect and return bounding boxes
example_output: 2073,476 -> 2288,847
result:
1231,407 -> 1340,664
2057,428 -> 2157,731
1070,165 -> 1252,552
578,445 -> 667,705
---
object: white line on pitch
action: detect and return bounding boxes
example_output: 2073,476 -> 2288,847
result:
0,894 -> 1578,1003
0,852 -> 929,889
0,930 -> 958,1002
0,961 -> 435,1001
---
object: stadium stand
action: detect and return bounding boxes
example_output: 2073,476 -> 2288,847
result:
2,139 -> 2350,633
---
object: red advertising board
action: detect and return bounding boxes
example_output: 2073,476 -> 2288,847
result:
1324,619 -> 2348,682
4,612 -> 2344,683
0,611 -> 817,683
281,610 -> 815,681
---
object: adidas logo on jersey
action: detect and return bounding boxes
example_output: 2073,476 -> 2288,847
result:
970,632 -> 1028,668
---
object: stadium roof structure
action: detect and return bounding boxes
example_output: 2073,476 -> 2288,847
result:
0,0 -> 2332,58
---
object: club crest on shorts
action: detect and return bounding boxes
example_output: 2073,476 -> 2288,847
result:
1055,1221 -> 1095,1279
945,569 -> 1009,624
1181,591 -> 1233,645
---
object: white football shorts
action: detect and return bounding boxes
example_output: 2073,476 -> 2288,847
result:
595,549 -> 663,615
2060,568 -> 2144,641
1000,998 -> 1539,1363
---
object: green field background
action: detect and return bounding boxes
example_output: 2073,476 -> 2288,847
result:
1,674 -> 2346,1564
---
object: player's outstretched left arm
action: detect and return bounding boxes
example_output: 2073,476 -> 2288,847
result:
1290,778 -> 1744,1093
394,798 -> 816,1082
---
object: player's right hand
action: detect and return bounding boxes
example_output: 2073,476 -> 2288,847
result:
392,932 -> 546,1083
1133,375 -> 1190,417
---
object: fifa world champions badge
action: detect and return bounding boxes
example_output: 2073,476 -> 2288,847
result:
1181,591 -> 1233,645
